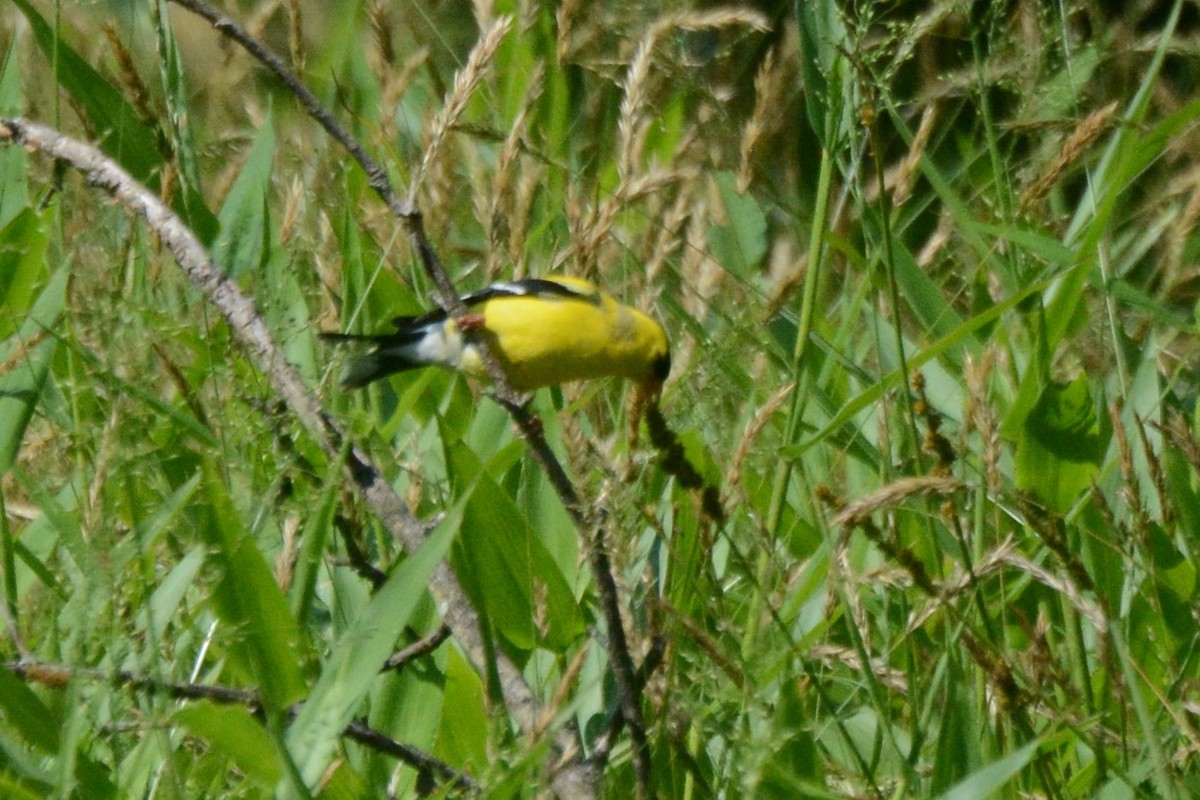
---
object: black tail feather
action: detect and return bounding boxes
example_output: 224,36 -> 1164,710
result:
321,327 -> 432,388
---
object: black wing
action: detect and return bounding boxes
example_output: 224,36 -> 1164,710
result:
461,278 -> 599,307
386,278 -> 598,330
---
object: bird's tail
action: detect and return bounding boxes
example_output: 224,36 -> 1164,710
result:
319,331 -> 425,389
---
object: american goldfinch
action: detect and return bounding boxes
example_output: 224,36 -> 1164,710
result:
323,276 -> 670,393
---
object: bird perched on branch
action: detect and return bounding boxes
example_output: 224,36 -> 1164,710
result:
321,276 -> 670,396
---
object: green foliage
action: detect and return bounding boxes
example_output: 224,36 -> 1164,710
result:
1016,374 -> 1108,512
4,0 -> 1200,797
10,0 -> 162,183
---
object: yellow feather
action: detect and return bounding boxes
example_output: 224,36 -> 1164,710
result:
459,277 -> 669,391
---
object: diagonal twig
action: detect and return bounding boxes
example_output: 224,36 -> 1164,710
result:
3,659 -> 476,792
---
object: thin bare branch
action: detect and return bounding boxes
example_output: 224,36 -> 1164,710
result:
3,659 -> 476,792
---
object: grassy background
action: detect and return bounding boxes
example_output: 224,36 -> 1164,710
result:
3,0 -> 1200,797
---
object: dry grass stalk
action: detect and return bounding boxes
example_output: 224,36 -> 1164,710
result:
762,250 -> 807,322
376,46 -> 430,149
85,404 -> 122,534
643,171 -> 696,283
465,139 -> 491,256
695,232 -> 725,315
617,33 -> 656,187
102,24 -> 159,143
245,0 -> 282,48
915,205 -> 952,267
1164,165 -> 1200,285
413,15 -> 514,200
809,644 -> 910,693
314,210 -> 342,324
275,514 -> 300,590
619,9 -> 770,186
574,169 -> 683,277
279,175 -> 305,246
666,201 -> 712,381
555,0 -> 580,64
1133,413 -> 1172,529
963,349 -> 1000,497
832,475 -> 965,528
725,382 -> 793,497
367,0 -> 395,67
159,160 -> 179,208
737,48 -> 786,193
488,65 -> 543,279
1087,481 -> 1123,548
996,550 -> 1108,634
912,371 -> 956,474
1109,401 -> 1149,541
284,0 -> 304,71
1155,410 -> 1200,476
0,329 -> 49,379
535,644 -> 591,741
472,0 -> 495,30
892,103 -> 937,206
918,537 -> 1015,608
509,164 -> 542,274
560,182 -> 587,274
1019,101 -> 1119,213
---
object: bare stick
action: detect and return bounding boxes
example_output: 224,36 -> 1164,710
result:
3,659 -> 476,792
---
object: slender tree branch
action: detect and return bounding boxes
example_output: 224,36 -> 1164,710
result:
385,624 -> 452,672
2,659 -> 476,792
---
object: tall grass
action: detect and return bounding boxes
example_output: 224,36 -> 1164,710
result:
3,0 -> 1200,797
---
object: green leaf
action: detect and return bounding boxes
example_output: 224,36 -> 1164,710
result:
446,440 -> 586,653
10,0 -> 162,183
433,647 -> 488,769
933,738 -> 1042,800
288,460 -> 340,624
200,461 -> 306,711
0,267 -> 64,476
174,701 -> 281,785
0,774 -> 46,800
284,513 -> 455,791
212,115 -> 275,278
151,0 -> 218,242
1145,522 -> 1197,646
0,208 -> 47,325
0,44 -> 28,228
796,0 -> 846,143
885,226 -> 964,345
0,664 -> 61,752
143,545 -> 204,637
754,677 -> 826,798
931,663 -> 981,793
707,171 -> 767,278
1015,375 -> 1108,512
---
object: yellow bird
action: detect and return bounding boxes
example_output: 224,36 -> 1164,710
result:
322,276 -> 670,394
